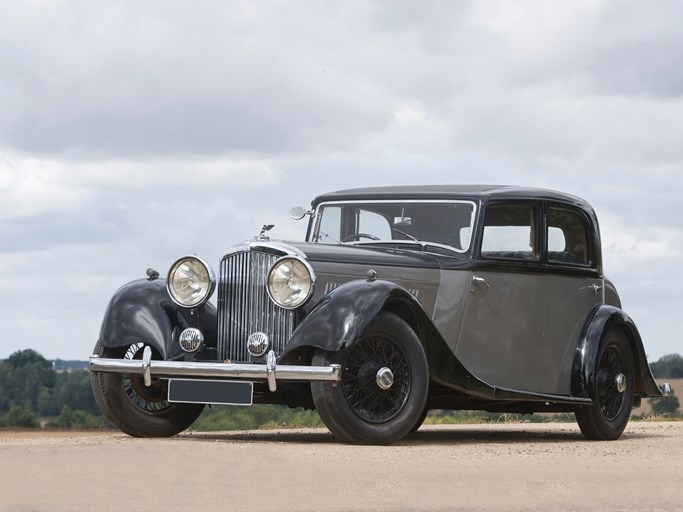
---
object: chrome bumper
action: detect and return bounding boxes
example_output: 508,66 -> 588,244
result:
89,347 -> 340,393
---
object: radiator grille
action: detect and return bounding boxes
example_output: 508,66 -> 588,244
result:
217,250 -> 295,362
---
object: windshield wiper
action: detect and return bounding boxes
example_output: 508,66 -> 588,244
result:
392,228 -> 426,250
314,231 -> 342,244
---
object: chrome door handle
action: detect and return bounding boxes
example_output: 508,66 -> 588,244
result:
473,275 -> 492,289
589,284 -> 603,293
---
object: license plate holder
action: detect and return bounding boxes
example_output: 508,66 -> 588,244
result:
168,379 -> 253,406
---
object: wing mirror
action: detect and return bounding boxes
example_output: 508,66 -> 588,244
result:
290,207 -> 311,220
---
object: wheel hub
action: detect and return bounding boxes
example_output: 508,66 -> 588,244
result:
615,373 -> 627,394
376,367 -> 394,390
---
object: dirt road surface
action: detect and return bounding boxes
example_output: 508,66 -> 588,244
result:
1,422 -> 681,512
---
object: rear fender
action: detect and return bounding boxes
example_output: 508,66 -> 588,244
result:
98,278 -> 217,360
571,305 -> 661,400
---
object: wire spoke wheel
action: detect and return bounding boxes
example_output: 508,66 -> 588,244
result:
311,312 -> 429,445
341,335 -> 411,423
122,343 -> 173,414
91,341 -> 204,437
575,329 -> 634,441
596,345 -> 626,422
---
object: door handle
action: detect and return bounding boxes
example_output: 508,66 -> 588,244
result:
473,275 -> 492,289
589,283 -> 603,293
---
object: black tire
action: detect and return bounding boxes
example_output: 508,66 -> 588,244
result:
410,407 -> 430,433
575,329 -> 634,440
311,312 -> 429,445
91,341 -> 204,437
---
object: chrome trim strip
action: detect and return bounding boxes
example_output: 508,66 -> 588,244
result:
89,352 -> 341,391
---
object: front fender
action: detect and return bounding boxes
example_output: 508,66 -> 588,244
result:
281,279 -> 411,357
98,278 -> 217,360
279,279 -> 496,399
571,305 -> 661,400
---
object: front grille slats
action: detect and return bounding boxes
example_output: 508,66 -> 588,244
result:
218,250 -> 295,362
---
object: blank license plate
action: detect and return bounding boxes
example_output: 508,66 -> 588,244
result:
168,379 -> 253,406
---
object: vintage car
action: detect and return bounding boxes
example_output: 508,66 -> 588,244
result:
90,185 -> 669,444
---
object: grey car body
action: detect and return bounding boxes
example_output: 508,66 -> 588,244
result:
90,185 -> 665,444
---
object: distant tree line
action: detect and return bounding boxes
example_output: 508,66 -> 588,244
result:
0,349 -> 105,428
649,353 -> 683,379
0,348 -> 680,429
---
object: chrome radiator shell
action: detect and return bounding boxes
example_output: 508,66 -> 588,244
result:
217,244 -> 297,362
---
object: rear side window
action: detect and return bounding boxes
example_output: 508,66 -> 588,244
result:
547,207 -> 590,265
481,204 -> 538,260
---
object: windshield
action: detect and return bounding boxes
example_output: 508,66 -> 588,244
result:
310,200 -> 477,253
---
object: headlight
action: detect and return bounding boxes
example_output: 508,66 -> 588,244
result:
267,256 -> 315,309
167,256 -> 216,307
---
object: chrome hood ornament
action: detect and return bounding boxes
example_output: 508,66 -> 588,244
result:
257,224 -> 275,240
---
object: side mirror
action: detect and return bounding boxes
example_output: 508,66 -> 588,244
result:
290,206 -> 310,220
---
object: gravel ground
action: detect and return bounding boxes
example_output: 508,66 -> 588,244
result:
1,421 -> 681,512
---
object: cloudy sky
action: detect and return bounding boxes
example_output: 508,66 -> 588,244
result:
0,0 -> 681,362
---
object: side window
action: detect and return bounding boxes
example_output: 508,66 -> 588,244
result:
547,207 -> 590,265
481,204 -> 538,260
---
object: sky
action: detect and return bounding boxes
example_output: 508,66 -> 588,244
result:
0,0 -> 681,362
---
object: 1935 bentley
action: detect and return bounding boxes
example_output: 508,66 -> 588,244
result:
90,185 -> 669,444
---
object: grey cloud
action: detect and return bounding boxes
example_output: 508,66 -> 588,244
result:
1,1 -> 682,361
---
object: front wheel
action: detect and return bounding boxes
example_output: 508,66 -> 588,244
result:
91,342 -> 204,437
311,312 -> 429,445
575,329 -> 634,440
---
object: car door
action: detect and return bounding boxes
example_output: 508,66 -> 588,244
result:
457,202 -> 544,393
540,204 -> 604,395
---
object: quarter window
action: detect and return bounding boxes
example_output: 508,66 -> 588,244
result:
547,208 -> 590,265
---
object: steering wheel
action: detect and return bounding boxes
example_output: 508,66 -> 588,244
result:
341,233 -> 381,242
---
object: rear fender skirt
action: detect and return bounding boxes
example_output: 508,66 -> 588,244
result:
571,305 -> 662,400
98,278 -> 217,359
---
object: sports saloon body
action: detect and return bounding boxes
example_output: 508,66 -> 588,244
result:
90,185 -> 668,444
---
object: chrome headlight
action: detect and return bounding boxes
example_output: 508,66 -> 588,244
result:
267,256 -> 315,309
167,256 -> 216,307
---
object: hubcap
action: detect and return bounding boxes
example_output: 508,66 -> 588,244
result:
376,367 -> 394,390
615,373 -> 627,394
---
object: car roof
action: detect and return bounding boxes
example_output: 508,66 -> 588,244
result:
311,185 -> 593,211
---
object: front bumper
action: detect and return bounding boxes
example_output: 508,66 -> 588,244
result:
89,347 -> 341,393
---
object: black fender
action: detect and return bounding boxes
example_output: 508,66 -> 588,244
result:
98,277 -> 217,360
280,279 -> 496,399
571,305 -> 662,400
282,279 -> 414,356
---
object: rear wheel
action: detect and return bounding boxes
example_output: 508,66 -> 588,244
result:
311,312 -> 429,445
575,329 -> 634,440
91,342 -> 204,437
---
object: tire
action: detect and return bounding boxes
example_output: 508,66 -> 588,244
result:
311,312 -> 429,445
410,407 -> 430,433
91,341 -> 204,437
575,329 -> 634,440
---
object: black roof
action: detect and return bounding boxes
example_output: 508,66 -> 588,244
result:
312,185 -> 593,211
